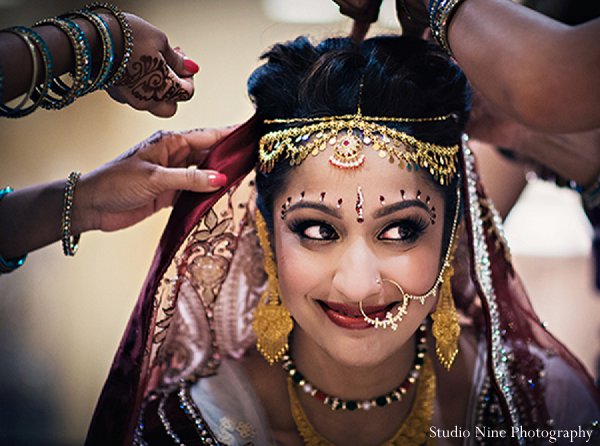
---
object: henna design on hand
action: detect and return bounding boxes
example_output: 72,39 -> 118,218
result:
117,55 -> 191,102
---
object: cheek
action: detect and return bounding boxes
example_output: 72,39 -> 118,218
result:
274,231 -> 328,310
388,247 -> 441,295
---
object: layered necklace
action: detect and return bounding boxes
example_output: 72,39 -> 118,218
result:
282,323 -> 428,411
284,323 -> 436,446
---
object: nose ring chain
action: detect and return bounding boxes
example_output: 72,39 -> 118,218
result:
359,187 -> 461,331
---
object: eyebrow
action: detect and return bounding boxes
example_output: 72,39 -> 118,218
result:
373,200 -> 430,219
286,201 -> 343,219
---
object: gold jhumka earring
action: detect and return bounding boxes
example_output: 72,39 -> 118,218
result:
252,209 -> 294,365
431,234 -> 460,371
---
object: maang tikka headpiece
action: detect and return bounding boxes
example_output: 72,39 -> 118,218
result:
258,81 -> 460,186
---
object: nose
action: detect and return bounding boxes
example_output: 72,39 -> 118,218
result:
331,238 -> 382,303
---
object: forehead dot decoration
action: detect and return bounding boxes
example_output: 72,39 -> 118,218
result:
355,186 -> 365,223
259,111 -> 459,186
379,195 -> 385,206
280,196 -> 293,220
320,192 -> 326,202
337,198 -> 343,208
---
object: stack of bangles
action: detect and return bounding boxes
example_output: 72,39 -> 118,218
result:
0,2 -> 133,118
427,0 -> 467,56
0,171 -> 82,275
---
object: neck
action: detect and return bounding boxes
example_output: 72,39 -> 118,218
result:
289,326 -> 417,401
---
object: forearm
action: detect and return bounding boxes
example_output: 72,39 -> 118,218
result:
448,0 -> 600,132
0,180 -> 65,259
470,140 -> 527,219
515,129 -> 600,187
0,12 -> 124,103
0,176 -> 97,259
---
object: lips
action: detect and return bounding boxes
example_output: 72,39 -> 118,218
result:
317,300 -> 398,330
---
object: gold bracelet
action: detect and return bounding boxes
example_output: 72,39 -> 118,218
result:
62,171 -> 82,257
85,3 -> 133,88
62,10 -> 115,93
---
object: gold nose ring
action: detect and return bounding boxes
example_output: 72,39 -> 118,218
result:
359,278 -> 409,331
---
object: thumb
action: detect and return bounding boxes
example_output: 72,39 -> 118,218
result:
154,166 -> 228,193
163,45 -> 200,77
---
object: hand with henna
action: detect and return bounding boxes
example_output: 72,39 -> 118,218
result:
107,13 -> 199,118
73,127 -> 232,233
0,128 -> 233,260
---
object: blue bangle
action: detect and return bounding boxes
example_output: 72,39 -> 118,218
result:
33,17 -> 93,109
0,26 -> 54,118
0,187 -> 28,274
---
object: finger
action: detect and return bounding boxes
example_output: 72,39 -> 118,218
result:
154,166 -> 228,193
163,43 -> 200,77
180,126 -> 237,153
149,101 -> 178,118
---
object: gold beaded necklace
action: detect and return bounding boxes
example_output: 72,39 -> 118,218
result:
288,355 -> 436,446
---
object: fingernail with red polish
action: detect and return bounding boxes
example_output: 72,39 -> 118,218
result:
184,58 -> 200,74
208,173 -> 227,188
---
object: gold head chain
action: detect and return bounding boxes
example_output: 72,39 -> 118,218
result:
258,109 -> 460,186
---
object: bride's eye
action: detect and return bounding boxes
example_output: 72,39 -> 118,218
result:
378,217 -> 429,243
289,220 -> 339,241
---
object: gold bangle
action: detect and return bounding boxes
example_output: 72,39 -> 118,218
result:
62,10 -> 115,93
62,171 -> 82,257
85,3 -> 133,88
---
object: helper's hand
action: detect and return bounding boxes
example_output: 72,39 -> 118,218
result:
106,13 -> 199,118
395,0 -> 429,38
73,127 -> 233,233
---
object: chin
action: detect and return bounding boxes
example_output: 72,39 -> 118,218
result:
319,333 -> 403,369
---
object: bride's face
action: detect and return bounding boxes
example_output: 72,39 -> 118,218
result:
272,147 -> 447,367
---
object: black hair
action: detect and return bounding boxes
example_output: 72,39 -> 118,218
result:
248,36 -> 471,254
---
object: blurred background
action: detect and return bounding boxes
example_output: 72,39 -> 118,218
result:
0,1 -> 598,444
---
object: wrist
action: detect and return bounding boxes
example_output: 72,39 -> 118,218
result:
71,172 -> 99,234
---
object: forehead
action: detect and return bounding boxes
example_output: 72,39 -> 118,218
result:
279,147 -> 443,201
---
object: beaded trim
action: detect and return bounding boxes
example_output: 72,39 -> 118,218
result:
178,381 -> 222,443
259,112 -> 459,186
462,135 -> 524,445
282,323 -> 427,411
157,394 -> 186,445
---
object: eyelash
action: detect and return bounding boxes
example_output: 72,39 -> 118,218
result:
288,219 -> 339,242
287,217 -> 429,243
377,217 -> 429,243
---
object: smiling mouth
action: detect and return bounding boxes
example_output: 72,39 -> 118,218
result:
317,300 -> 399,329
